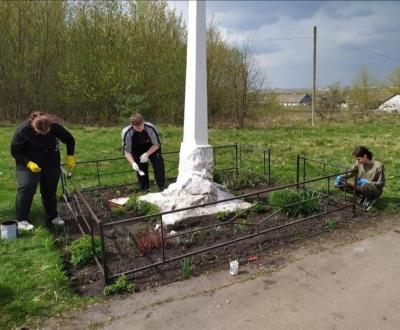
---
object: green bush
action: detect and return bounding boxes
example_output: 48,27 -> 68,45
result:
70,235 -> 102,266
268,189 -> 319,217
103,274 -> 135,296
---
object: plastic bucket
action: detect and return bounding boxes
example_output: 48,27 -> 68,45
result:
1,221 -> 18,240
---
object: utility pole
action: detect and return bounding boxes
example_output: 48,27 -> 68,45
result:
312,26 -> 317,127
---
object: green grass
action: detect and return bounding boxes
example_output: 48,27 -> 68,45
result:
1,114 -> 400,328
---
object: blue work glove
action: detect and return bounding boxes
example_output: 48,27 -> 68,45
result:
357,178 -> 369,186
335,175 -> 343,186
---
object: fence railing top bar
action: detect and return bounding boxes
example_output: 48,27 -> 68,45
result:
102,169 -> 353,228
297,155 -> 348,170
239,146 -> 271,152
61,144 -> 241,167
76,190 -> 101,224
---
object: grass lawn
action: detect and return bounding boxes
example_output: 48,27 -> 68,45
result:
1,114 -> 399,328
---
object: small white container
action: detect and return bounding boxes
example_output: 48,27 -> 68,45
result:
1,221 -> 18,240
229,259 -> 239,275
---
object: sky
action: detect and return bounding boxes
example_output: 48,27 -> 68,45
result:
167,1 -> 400,89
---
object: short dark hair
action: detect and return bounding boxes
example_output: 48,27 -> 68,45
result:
353,146 -> 373,160
130,113 -> 144,126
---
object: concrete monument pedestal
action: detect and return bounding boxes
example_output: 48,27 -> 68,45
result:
139,145 -> 251,226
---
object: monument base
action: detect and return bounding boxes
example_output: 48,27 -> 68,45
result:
138,145 -> 251,226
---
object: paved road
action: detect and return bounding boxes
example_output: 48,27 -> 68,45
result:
44,220 -> 400,330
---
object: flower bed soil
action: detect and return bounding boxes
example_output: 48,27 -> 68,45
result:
57,185 -> 356,296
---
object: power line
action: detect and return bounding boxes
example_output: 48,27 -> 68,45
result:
246,36 -> 312,42
228,35 -> 400,62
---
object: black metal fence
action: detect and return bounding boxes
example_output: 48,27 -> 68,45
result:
61,152 -> 356,285
61,144 -> 271,194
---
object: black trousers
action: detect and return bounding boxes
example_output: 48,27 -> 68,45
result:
16,165 -> 61,222
134,151 -> 165,190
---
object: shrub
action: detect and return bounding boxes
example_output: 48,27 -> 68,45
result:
297,191 -> 319,216
268,189 -> 319,217
180,258 -> 193,279
103,274 -> 135,296
70,235 -> 102,266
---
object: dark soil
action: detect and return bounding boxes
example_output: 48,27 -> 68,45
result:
56,184 -> 363,297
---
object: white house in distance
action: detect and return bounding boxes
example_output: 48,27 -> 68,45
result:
378,93 -> 400,112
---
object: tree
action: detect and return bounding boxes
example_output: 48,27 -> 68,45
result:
348,65 -> 377,111
227,43 -> 265,128
387,66 -> 400,94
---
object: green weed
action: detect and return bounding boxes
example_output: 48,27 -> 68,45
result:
103,274 -> 135,296
324,218 -> 338,230
70,235 -> 102,266
251,202 -> 268,213
215,211 -> 231,221
233,219 -> 251,236
137,201 -> 160,225
268,189 -> 319,217
180,258 -> 194,279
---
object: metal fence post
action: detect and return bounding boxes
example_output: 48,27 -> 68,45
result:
99,222 -> 109,284
96,161 -> 101,188
352,168 -> 358,216
268,148 -> 271,186
296,155 -> 300,191
160,215 -> 165,262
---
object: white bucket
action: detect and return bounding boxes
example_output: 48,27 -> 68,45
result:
1,221 -> 18,240
229,259 -> 239,275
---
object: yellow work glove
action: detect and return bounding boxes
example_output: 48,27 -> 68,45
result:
66,155 -> 75,170
27,161 -> 41,173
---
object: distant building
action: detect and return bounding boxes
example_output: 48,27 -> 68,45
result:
277,93 -> 312,107
377,93 -> 400,112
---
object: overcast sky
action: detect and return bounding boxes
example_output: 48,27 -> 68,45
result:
168,1 -> 400,89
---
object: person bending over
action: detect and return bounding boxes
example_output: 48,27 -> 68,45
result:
121,113 -> 165,191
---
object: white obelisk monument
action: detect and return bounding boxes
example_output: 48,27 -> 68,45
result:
177,0 -> 213,184
139,1 -> 250,225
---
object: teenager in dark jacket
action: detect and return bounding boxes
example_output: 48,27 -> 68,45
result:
11,112 -> 75,230
121,113 -> 165,191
